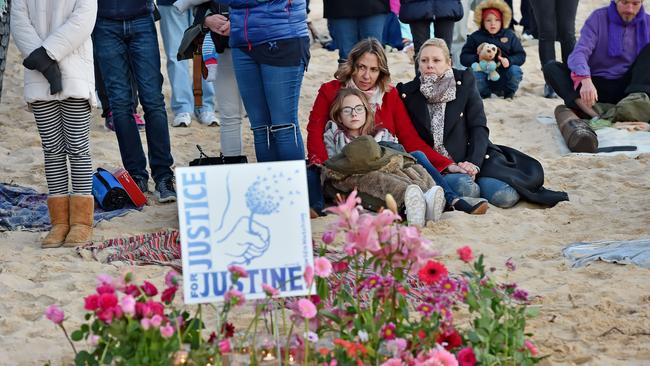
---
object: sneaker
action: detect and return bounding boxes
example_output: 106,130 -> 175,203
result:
544,84 -> 558,99
172,112 -> 192,127
133,176 -> 149,194
133,113 -> 146,130
104,112 -> 114,131
155,176 -> 177,203
404,184 -> 426,227
424,186 -> 446,223
197,111 -> 220,126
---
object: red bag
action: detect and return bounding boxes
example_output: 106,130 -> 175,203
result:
112,168 -> 147,207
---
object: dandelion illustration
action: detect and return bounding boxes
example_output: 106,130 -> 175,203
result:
245,177 -> 281,233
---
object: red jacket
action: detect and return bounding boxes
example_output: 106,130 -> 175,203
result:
306,80 -> 454,171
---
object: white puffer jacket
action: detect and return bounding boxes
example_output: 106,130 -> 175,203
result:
11,0 -> 97,105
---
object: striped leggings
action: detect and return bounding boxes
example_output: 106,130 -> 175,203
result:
32,98 -> 92,195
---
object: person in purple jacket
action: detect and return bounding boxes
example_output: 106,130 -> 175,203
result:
543,0 -> 650,118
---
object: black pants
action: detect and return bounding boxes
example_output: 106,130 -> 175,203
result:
530,0 -> 578,66
410,18 -> 454,72
520,0 -> 537,37
543,44 -> 650,109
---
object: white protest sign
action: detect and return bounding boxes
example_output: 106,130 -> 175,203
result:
176,161 -> 314,304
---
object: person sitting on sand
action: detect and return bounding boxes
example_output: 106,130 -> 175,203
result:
543,0 -> 650,118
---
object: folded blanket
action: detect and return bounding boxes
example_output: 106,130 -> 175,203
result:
77,229 -> 181,271
0,183 -> 138,232
562,238 -> 650,268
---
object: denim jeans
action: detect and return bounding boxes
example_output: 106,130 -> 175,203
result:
410,151 -> 460,205
328,13 -> 386,62
93,15 -> 174,183
158,5 -> 215,116
443,173 -> 520,208
474,65 -> 523,97
231,47 -> 305,162
306,164 -> 324,213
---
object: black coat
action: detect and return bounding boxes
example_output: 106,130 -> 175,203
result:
399,0 -> 463,23
397,69 -> 490,168
460,28 -> 526,68
397,69 -> 569,207
324,0 -> 389,19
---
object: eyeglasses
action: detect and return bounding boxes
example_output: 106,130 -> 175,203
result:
341,105 -> 366,116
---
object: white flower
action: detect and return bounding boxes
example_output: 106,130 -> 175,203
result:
358,330 -> 369,342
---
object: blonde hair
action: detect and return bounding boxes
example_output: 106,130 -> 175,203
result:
329,88 -> 376,136
416,38 -> 452,65
334,38 -> 392,92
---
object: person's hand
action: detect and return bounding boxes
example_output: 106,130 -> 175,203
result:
446,164 -> 469,175
498,56 -> 510,68
458,161 -> 479,177
580,78 -> 598,107
204,14 -> 230,36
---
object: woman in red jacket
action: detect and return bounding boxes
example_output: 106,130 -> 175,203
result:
306,38 -> 480,215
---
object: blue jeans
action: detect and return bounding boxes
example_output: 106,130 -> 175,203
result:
158,5 -> 215,116
443,173 -> 520,208
474,65 -> 523,97
93,15 -> 174,183
306,164 -> 324,213
231,47 -> 305,162
410,151 -> 460,205
328,14 -> 386,62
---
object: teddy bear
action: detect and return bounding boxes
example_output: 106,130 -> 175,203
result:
471,42 -> 501,82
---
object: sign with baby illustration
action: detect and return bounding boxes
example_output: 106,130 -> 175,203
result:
176,161 -> 314,304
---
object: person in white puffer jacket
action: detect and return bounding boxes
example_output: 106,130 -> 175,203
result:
11,0 -> 98,248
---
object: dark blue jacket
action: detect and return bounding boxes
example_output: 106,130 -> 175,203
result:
324,0 -> 389,19
218,0 -> 309,48
399,0 -> 463,23
460,28 -> 526,68
98,0 -> 153,20
156,0 -> 175,6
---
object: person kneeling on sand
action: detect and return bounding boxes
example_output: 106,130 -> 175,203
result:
543,0 -> 650,119
12,0 -> 98,248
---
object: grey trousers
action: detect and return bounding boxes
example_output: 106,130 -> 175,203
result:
212,48 -> 245,156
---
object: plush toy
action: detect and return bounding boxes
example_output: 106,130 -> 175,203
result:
471,42 -> 501,82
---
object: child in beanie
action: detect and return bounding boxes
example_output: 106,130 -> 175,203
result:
459,0 -> 526,99
202,35 -> 219,82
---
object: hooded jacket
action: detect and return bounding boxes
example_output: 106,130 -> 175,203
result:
11,0 -> 97,105
324,0 -> 390,19
398,0 -> 463,23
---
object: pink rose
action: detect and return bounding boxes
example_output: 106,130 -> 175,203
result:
141,317 -> 151,330
313,257 -> 333,278
98,293 -> 118,311
120,295 -> 136,316
303,265 -> 314,287
160,324 -> 175,338
45,304 -> 64,324
457,347 -> 476,366
457,246 -> 474,263
96,274 -> 114,287
141,281 -> 158,297
123,284 -> 141,297
84,294 -> 100,311
322,230 -> 336,244
88,334 -> 100,347
150,314 -> 163,328
297,298 -> 317,319
224,290 -> 246,306
96,284 -> 115,295
219,339 -> 232,354
380,359 -> 403,366
161,287 -> 177,303
227,265 -> 249,279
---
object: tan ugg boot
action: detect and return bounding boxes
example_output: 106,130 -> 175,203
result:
64,195 -> 95,247
42,195 -> 70,248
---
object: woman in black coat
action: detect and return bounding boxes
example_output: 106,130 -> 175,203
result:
397,38 -> 520,208
399,0 -> 463,65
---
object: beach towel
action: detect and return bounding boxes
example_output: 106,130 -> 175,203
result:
0,183 -> 138,232
562,238 -> 650,268
77,229 -> 181,271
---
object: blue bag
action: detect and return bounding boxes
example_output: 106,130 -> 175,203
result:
92,168 -> 129,210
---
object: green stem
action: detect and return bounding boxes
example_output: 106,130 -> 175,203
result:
303,318 -> 310,366
198,305 -> 204,347
100,338 -> 112,364
59,324 -> 78,355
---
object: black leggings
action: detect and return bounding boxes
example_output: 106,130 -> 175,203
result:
530,0 -> 579,66
410,18 -> 455,57
543,43 -> 650,109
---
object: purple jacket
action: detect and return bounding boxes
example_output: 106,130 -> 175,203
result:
568,7 -> 650,79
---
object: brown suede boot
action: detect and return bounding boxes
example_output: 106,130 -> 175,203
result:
42,195 -> 70,248
64,195 -> 95,247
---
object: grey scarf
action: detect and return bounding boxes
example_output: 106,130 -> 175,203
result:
420,69 -> 456,158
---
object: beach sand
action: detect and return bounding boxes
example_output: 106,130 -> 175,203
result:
0,0 -> 649,364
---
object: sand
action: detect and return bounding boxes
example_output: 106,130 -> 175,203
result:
0,0 -> 649,364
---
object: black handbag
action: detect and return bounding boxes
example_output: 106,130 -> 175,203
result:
189,145 -> 248,166
178,23 -> 205,61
